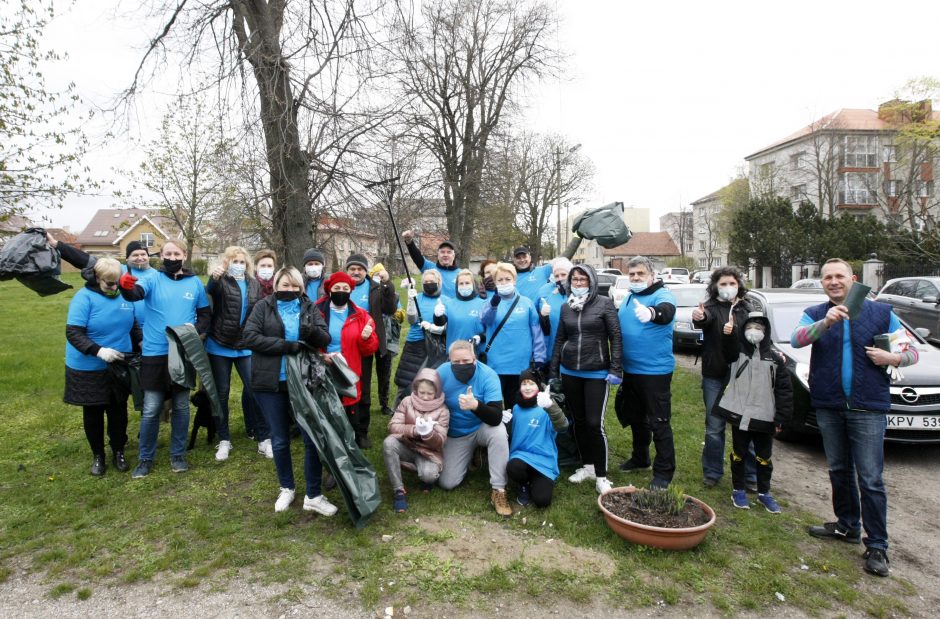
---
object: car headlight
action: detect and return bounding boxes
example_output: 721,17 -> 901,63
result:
674,322 -> 692,331
794,362 -> 810,389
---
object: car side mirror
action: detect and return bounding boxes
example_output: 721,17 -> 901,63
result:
921,295 -> 938,304
916,327 -> 931,339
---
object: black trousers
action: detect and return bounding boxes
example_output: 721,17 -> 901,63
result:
498,374 -> 520,409
357,354 -> 374,439
730,427 -> 774,494
506,458 -> 555,507
615,373 -> 676,485
83,403 -> 128,456
561,374 -> 610,478
376,351 -> 393,409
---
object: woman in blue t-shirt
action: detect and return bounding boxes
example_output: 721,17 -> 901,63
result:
64,258 -> 140,476
446,269 -> 485,352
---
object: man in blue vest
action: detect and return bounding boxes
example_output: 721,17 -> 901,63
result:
790,258 -> 919,578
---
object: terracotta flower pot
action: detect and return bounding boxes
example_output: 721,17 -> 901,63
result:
597,485 -> 717,550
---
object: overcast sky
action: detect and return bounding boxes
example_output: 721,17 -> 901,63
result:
33,0 -> 940,234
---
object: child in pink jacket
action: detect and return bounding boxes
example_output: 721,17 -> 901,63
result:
383,368 -> 450,512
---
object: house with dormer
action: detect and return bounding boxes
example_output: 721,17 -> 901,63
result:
74,209 -> 186,258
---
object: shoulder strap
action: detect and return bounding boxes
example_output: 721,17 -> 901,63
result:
484,295 -> 521,354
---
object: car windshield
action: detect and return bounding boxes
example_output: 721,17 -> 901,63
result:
671,288 -> 707,307
614,278 -> 630,289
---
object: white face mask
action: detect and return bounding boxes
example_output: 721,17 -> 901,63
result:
257,267 -> 274,280
457,285 -> 475,298
718,286 -> 738,301
629,281 -> 647,293
496,283 -> 515,297
745,329 -> 765,345
570,286 -> 589,297
228,264 -> 246,278
372,275 -> 382,284
305,264 -> 323,279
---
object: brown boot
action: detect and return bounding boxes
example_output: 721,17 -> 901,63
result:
490,489 -> 512,517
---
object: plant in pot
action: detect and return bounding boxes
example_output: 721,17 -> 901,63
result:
598,485 -> 716,550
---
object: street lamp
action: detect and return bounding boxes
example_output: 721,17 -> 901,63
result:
555,143 -> 582,255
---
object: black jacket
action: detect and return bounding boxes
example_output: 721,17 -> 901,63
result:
242,295 -> 330,392
549,264 -> 623,377
360,278 -> 398,356
206,274 -> 261,349
693,296 -> 752,379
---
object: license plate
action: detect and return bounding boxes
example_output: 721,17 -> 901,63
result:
887,415 -> 940,429
697,332 -> 704,342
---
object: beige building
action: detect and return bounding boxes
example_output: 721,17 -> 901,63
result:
74,208 -> 191,259
566,205 -> 650,268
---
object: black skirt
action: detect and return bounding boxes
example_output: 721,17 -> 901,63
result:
139,355 -> 188,393
63,367 -> 120,406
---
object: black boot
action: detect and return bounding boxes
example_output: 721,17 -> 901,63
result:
112,450 -> 129,472
91,454 -> 106,476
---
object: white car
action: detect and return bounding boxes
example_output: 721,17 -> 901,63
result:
659,267 -> 690,284
610,276 -> 631,308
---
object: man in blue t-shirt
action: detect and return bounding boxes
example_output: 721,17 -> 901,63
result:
437,340 -> 513,517
402,230 -> 460,297
512,246 -> 553,302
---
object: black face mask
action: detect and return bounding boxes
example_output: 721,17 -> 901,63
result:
483,276 -> 495,291
330,291 -> 350,306
162,258 -> 183,273
423,282 -> 439,296
276,291 -> 301,302
451,362 -> 476,384
517,392 -> 538,408
556,280 -> 568,295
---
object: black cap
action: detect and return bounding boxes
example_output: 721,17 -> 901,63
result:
513,246 -> 530,257
519,368 -> 542,389
438,240 -> 456,251
345,253 -> 369,270
302,248 -> 325,265
125,241 -> 146,259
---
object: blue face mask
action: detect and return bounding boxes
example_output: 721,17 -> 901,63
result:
629,281 -> 648,293
457,285 -> 475,298
228,264 -> 246,278
570,286 -> 589,297
497,283 -> 515,297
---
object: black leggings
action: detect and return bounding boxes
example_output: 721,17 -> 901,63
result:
82,403 -> 128,456
506,458 -> 555,507
561,374 -> 610,477
499,374 -> 520,409
730,428 -> 774,493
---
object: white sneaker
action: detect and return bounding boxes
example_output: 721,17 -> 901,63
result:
303,494 -> 338,516
214,440 -> 232,461
595,477 -> 612,494
274,488 -> 295,512
257,438 -> 274,459
568,465 -> 596,484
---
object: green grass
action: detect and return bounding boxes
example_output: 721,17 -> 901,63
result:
0,274 -> 911,615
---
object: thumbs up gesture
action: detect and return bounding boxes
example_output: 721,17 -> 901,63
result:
540,298 -> 551,317
361,320 -> 374,340
536,384 -> 553,409
691,301 -> 705,322
458,386 -> 478,411
634,299 -> 653,323
723,303 -> 735,335
434,298 -> 446,317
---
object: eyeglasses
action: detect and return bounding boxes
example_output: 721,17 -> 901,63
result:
103,281 -> 118,287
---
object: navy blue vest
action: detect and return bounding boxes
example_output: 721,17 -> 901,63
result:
805,299 -> 892,412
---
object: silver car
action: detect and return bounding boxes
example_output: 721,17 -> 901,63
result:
876,277 -> 940,345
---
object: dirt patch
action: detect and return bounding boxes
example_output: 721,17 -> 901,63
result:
394,515 -> 615,579
601,491 -> 710,528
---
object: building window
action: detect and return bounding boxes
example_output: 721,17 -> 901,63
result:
698,258 -> 707,268
713,257 -> 722,267
884,180 -> 900,198
839,173 -> 875,205
94,230 -> 108,237
883,145 -> 896,163
843,135 -> 878,167
698,241 -> 705,251
789,152 -> 803,170
790,184 -> 807,204
140,232 -> 155,248
916,180 -> 931,198
684,243 -> 693,253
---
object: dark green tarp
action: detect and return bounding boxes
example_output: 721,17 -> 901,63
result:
569,202 -> 633,249
286,350 -> 381,529
165,324 -> 223,420
0,228 -> 73,296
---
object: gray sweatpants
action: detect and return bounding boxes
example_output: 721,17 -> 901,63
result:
383,435 -> 441,491
439,423 -> 508,490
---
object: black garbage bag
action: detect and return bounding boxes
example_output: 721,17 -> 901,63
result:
549,379 -> 581,470
286,350 -> 380,529
165,324 -> 224,421
108,352 -> 144,412
0,227 -> 72,296
570,202 -> 632,249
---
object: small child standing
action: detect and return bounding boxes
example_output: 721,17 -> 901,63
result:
715,312 -> 792,513
505,369 -> 570,508
383,368 -> 450,512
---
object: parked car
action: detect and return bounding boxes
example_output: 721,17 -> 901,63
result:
876,277 -> 940,345
669,284 -> 708,350
690,270 -> 712,284
658,267 -> 690,284
599,268 -> 623,276
746,288 -> 940,444
610,276 -> 630,308
790,278 -> 823,289
595,272 -> 618,297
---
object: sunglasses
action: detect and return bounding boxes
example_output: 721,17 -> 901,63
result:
103,281 -> 118,287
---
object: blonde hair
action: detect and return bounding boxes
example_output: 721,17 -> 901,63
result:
448,339 -> 476,358
93,257 -> 122,283
455,268 -> 475,287
422,268 -> 443,285
222,245 -> 254,276
493,262 -> 517,281
162,238 -> 188,254
274,267 -> 304,290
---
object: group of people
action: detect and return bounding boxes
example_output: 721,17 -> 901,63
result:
50,229 -> 913,578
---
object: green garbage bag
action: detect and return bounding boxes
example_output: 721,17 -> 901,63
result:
549,380 -> 581,470
165,324 -> 223,421
570,202 -> 632,249
108,352 -> 144,412
286,350 -> 381,529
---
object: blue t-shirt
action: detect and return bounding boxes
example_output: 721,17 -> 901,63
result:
406,294 -> 447,342
537,284 -> 567,359
327,306 -> 348,353
509,404 -> 560,481
796,310 -> 903,398
352,280 -> 370,312
618,286 -> 676,375
516,264 -> 553,302
446,295 -> 485,349
66,288 -> 137,371
481,294 -> 545,374
438,361 -> 503,437
138,273 -> 210,357
277,299 -> 301,381
205,278 -> 251,358
305,278 -> 323,301
418,258 -> 459,298
121,264 -> 158,327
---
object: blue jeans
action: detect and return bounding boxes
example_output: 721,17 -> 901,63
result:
255,388 -> 322,498
208,354 -> 269,442
816,408 -> 888,551
139,389 -> 190,461
701,377 -> 756,483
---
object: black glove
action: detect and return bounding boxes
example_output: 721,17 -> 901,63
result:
490,292 -> 501,307
284,341 -> 302,354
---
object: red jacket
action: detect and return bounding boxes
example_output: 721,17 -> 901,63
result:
315,298 -> 379,405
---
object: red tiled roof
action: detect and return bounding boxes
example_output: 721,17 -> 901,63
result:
75,208 -> 177,246
0,213 -> 33,233
46,228 -> 77,245
603,232 -> 680,258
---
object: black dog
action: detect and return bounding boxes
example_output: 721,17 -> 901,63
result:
188,389 -> 217,450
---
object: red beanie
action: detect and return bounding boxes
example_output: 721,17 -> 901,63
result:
324,271 -> 356,291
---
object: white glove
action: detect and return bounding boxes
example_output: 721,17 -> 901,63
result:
536,385 -> 553,409
420,320 -> 433,331
470,335 -> 481,346
540,300 -> 551,317
633,299 -> 653,324
501,409 -> 513,424
96,348 -> 124,363
434,299 -> 446,317
407,286 -> 418,299
415,417 -> 434,437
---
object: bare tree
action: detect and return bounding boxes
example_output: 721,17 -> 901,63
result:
393,0 -> 561,259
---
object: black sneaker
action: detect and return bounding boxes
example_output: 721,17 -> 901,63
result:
112,451 -> 129,472
356,435 -> 372,450
703,477 -> 720,488
808,521 -> 862,544
863,548 -> 889,577
618,458 -> 651,472
381,405 -> 394,417
90,454 -> 106,477
132,460 -> 153,479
